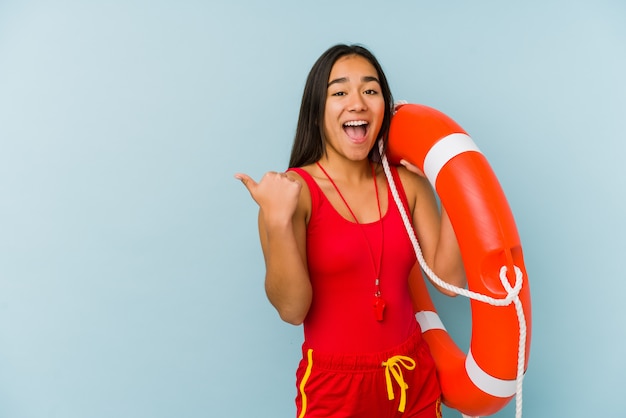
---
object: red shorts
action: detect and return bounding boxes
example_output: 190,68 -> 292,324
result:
295,329 -> 442,418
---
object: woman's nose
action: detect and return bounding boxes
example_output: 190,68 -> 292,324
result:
348,93 -> 367,112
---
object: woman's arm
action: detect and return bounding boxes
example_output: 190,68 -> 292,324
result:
235,171 -> 312,324
397,161 -> 466,296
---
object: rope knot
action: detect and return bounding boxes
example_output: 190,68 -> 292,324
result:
381,355 -> 416,413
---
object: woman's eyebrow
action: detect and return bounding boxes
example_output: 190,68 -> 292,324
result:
362,76 -> 380,84
327,76 -> 381,87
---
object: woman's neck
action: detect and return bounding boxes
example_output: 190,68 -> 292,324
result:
316,156 -> 373,184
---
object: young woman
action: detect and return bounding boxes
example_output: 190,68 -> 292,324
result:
235,44 -> 466,418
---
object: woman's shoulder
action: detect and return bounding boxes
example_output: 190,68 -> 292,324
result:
286,164 -> 316,187
389,164 -> 429,187
286,165 -> 316,222
391,165 -> 433,205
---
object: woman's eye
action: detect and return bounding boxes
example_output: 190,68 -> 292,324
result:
332,91 -> 346,96
364,89 -> 378,95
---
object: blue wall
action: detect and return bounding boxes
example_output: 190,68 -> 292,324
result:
1,1 -> 624,417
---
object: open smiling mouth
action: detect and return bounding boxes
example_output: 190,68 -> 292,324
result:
343,120 -> 369,141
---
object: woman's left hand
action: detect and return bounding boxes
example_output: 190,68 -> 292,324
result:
400,159 -> 426,178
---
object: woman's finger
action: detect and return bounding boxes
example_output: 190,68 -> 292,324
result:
234,173 -> 257,191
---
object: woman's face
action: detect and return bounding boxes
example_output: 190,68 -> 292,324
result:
322,54 -> 385,163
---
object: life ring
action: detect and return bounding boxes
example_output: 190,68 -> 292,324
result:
384,104 -> 532,417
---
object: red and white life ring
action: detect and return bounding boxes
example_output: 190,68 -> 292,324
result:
384,104 -> 532,417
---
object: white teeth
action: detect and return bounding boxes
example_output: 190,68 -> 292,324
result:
343,120 -> 368,127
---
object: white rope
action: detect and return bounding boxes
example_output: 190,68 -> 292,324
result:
378,139 -> 527,418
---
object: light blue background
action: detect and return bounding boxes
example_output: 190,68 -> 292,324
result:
1,1 -> 624,417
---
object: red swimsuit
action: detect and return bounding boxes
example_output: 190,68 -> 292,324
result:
290,166 -> 418,353
288,166 -> 442,417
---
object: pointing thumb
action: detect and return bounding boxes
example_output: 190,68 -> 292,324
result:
234,173 -> 257,191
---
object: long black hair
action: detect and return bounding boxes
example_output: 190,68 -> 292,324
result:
288,44 -> 394,168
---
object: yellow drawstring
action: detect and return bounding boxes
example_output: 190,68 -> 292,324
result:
381,355 -> 416,413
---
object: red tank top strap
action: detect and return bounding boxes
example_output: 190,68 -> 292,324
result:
287,167 -> 322,212
387,165 -> 411,216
